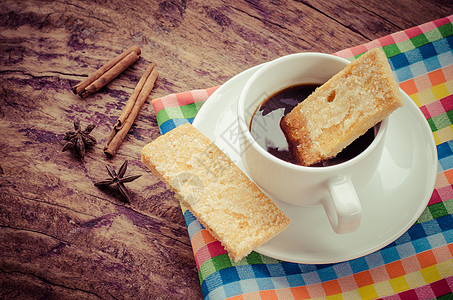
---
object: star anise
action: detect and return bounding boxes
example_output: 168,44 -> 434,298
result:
62,119 -> 97,158
94,161 -> 141,202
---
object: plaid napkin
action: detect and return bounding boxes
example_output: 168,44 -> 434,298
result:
151,16 -> 453,299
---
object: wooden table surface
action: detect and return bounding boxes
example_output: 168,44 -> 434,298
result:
1,1 -> 450,299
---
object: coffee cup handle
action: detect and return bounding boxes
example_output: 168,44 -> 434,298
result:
322,175 -> 362,234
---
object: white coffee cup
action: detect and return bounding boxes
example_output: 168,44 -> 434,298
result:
237,53 -> 389,234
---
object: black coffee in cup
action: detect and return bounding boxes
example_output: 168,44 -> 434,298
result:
249,84 -> 376,167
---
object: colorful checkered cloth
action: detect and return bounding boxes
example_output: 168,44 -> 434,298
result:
151,16 -> 453,299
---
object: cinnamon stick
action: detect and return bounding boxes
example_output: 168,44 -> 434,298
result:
104,62 -> 158,156
72,45 -> 141,98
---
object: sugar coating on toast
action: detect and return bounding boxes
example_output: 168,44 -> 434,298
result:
141,123 -> 290,262
281,48 -> 404,166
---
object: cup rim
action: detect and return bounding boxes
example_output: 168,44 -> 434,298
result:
237,52 -> 389,172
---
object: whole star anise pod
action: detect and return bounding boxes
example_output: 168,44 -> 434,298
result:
62,119 -> 97,158
94,161 -> 141,202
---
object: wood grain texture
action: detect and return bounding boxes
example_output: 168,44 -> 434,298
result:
0,0 -> 451,299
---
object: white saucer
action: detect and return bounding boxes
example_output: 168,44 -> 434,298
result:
192,64 -> 438,264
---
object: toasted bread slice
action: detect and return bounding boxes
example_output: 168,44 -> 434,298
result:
281,48 -> 403,166
141,123 -> 290,262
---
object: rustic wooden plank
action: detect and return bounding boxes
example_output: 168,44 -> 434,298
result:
296,0 -> 451,41
351,0 -> 452,31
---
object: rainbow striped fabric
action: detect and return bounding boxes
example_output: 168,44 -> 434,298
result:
151,16 -> 453,299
